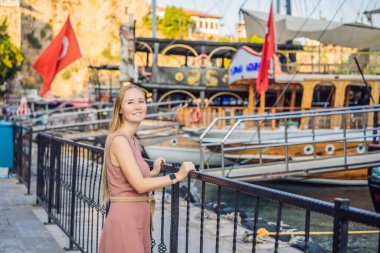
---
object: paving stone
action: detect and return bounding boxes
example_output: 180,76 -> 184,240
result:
0,178 -> 65,253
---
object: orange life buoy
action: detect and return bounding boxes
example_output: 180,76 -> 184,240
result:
194,54 -> 210,68
175,108 -> 182,123
188,107 -> 202,124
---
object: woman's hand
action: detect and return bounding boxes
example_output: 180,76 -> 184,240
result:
176,162 -> 196,181
151,157 -> 165,176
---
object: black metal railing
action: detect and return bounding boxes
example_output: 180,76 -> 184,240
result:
13,125 -> 33,194
36,132 -> 380,253
37,133 -> 106,252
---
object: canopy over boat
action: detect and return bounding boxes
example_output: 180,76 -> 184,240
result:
242,9 -> 380,49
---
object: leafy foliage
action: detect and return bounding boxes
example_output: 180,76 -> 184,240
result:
161,6 -> 194,39
142,13 -> 158,30
0,19 -> 23,88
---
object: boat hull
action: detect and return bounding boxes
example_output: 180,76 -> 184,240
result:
142,135 -> 234,167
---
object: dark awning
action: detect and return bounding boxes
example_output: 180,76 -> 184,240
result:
135,37 -> 303,58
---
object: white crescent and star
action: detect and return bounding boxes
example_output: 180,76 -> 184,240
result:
58,36 -> 69,60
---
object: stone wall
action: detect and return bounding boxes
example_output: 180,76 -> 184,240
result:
1,0 -> 150,97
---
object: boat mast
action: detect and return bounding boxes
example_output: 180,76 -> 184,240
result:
276,0 -> 292,15
363,8 -> 380,26
152,0 -> 157,38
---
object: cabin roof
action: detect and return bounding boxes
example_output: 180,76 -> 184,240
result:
230,74 -> 380,89
135,38 -> 303,58
275,74 -> 380,82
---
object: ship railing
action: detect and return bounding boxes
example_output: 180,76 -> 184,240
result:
180,105 -> 380,130
15,99 -> 186,132
15,99 -> 186,127
277,49 -> 380,75
199,105 -> 380,170
8,101 -> 111,123
35,131 -> 380,253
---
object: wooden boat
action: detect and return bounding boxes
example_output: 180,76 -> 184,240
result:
173,48 -> 380,184
113,33 -> 380,184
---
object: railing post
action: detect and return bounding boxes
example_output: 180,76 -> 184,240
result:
284,119 -> 289,171
199,142 -> 204,171
170,163 -> 180,253
311,116 -> 316,160
221,143 -> 225,175
342,116 -> 347,166
55,142 -> 62,214
47,138 -> 56,224
332,198 -> 349,253
36,134 -> 43,205
17,126 -> 22,184
26,127 -> 32,195
257,121 -> 263,164
67,145 -> 78,250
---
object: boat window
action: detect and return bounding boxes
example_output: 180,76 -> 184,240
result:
158,92 -> 198,107
263,84 -> 303,110
207,95 -> 245,107
312,84 -> 335,108
345,84 -> 371,106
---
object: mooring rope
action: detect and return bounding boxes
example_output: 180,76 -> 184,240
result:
257,227 -> 380,236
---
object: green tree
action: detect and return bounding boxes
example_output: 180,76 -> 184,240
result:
0,19 -> 23,93
161,6 -> 193,39
143,13 -> 162,30
248,35 -> 264,44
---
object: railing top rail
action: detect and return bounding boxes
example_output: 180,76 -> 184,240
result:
32,119 -> 111,132
31,108 -> 179,132
9,102 -> 111,120
187,170 -> 380,227
239,107 -> 380,122
224,104 -> 380,122
10,100 -> 186,124
38,132 -> 104,152
200,104 -> 380,141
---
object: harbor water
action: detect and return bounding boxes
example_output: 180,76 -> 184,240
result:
198,181 -> 376,253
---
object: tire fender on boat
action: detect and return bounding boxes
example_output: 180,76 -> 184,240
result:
325,144 -> 335,154
303,145 -> 314,155
357,144 -> 365,154
188,107 -> 202,124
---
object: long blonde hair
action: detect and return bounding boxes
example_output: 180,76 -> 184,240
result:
102,84 -> 146,204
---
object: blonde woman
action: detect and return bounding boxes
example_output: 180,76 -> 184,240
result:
99,84 -> 195,253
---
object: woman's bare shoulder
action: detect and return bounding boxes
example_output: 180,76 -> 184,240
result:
110,135 -> 131,150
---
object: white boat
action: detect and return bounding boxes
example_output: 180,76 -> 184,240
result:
142,134 -> 234,167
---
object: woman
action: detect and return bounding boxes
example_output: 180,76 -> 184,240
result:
99,84 -> 195,253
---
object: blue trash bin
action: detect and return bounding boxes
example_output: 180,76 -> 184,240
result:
0,121 -> 14,168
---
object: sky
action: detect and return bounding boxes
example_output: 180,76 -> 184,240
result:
149,0 -> 380,37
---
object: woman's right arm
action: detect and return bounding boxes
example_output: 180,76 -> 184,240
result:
111,136 -> 194,193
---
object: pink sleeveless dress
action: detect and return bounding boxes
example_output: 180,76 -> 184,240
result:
99,131 -> 151,253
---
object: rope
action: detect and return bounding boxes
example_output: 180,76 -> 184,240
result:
257,227 -> 380,236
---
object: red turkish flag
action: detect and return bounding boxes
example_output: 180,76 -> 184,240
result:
32,17 -> 81,96
256,2 -> 276,95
